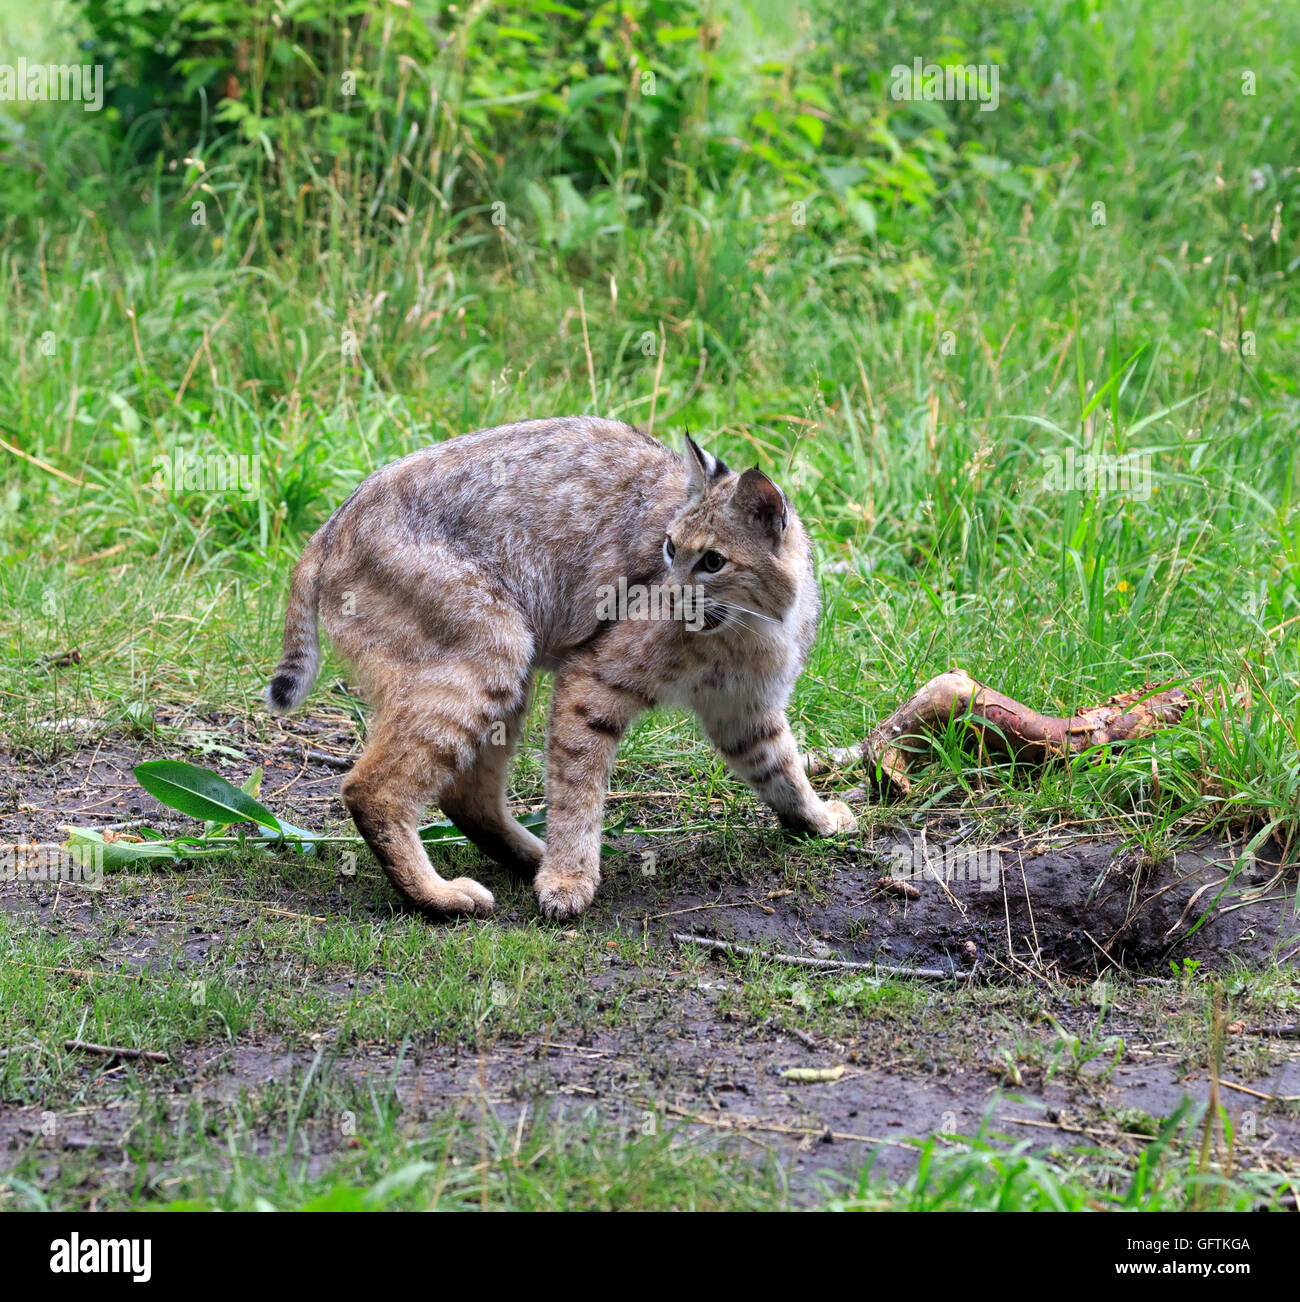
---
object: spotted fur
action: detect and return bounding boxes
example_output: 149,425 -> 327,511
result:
267,418 -> 855,919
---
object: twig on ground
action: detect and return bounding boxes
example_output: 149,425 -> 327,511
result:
672,932 -> 969,981
64,1040 -> 170,1064
662,1102 -> 921,1151
1215,1078 -> 1300,1104
1002,1114 -> 1157,1145
300,747 -> 354,771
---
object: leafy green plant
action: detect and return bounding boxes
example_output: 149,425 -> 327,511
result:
60,758 -> 676,870
64,758 -> 467,867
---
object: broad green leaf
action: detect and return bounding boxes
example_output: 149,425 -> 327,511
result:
300,1185 -> 368,1212
135,760 -> 281,832
418,820 -> 469,845
846,197 -> 877,237
362,1162 -> 441,1208
205,766 -> 265,836
794,113 -> 825,147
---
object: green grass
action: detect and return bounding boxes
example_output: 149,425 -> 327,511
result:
2,885 -> 1295,1212
1,0 -> 1298,1212
2,0 -> 1298,847
8,1101 -> 1289,1212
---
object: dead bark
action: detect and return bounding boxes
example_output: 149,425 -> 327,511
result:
804,668 -> 1206,797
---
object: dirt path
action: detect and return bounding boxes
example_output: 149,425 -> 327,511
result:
2,711 -> 1298,1203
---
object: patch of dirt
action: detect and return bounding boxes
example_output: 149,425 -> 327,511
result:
617,826 -> 1299,976
3,711 -> 1296,975
2,712 -> 1297,1202
0,708 -> 357,849
4,972 -> 1299,1200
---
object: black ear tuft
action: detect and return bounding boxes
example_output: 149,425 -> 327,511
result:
683,431 -> 728,497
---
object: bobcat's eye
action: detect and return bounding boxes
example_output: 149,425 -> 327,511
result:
699,550 -> 727,573
664,536 -> 676,562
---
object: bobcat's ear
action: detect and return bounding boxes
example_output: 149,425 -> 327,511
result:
733,467 -> 789,542
683,432 -> 729,500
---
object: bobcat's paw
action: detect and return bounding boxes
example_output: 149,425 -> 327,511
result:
535,867 -> 598,920
816,798 -> 858,836
431,876 -> 495,917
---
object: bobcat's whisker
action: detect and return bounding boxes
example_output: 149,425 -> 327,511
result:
715,609 -> 764,637
707,600 -> 779,636
721,601 -> 780,626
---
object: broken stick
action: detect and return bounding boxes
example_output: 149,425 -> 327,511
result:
64,1039 -> 170,1064
804,667 -> 1205,797
672,932 -> 968,981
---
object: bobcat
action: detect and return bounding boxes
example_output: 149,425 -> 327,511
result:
267,417 -> 856,920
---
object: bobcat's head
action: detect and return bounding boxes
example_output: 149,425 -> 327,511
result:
662,435 -> 801,635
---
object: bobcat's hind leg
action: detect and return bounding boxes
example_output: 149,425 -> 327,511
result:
342,659 -> 531,916
439,681 -> 545,878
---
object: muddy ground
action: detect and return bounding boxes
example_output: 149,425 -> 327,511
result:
2,709 -> 1298,1202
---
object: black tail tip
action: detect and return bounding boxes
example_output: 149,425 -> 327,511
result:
268,675 -> 298,711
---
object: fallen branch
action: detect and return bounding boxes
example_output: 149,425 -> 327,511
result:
1228,1024 -> 1300,1039
64,1039 -> 170,1064
672,932 -> 968,981
804,667 -> 1207,797
0,1043 -> 41,1060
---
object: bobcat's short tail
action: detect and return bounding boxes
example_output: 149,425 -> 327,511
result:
266,540 -> 323,715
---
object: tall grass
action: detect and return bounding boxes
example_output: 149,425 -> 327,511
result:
0,0 -> 1297,848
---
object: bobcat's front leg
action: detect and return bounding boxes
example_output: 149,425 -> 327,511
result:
537,666 -> 646,919
707,709 -> 857,837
